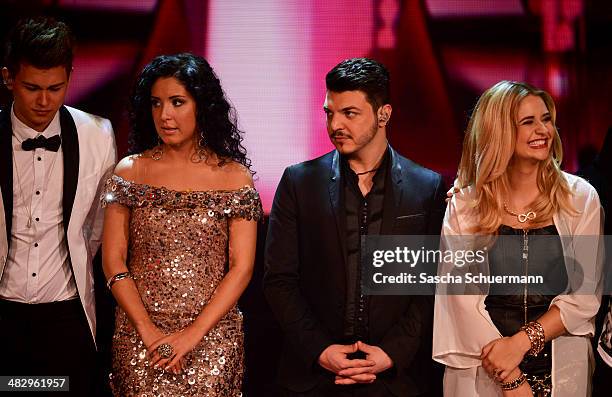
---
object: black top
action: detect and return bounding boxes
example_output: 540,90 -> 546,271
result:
486,224 -> 567,300
485,224 -> 566,380
341,150 -> 388,340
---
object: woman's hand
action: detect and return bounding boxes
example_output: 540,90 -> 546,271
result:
446,186 -> 459,203
138,323 -> 184,374
500,368 -> 534,397
148,325 -> 204,374
481,332 -> 531,381
138,322 -> 165,350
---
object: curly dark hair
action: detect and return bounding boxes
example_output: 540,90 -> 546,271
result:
128,53 -> 252,172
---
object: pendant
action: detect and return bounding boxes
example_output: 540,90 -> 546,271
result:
518,211 -> 536,223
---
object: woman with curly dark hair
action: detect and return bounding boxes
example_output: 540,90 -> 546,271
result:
100,53 -> 262,396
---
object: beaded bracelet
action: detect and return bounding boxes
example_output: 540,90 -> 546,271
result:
520,321 -> 545,357
106,271 -> 133,290
499,372 -> 527,390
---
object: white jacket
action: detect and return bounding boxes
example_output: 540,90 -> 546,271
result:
0,105 -> 117,344
433,172 -> 603,396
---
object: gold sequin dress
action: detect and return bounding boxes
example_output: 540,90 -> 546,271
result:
101,174 -> 262,397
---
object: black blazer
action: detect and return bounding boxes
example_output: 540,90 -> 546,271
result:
263,146 -> 446,396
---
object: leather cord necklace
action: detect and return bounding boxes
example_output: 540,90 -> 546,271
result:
355,168 -> 379,176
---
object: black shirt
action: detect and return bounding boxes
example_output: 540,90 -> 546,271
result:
341,150 -> 388,340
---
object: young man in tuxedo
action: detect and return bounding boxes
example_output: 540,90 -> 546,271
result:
0,17 -> 116,395
264,58 -> 445,396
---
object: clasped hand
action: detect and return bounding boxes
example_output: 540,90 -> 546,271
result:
480,333 -> 530,382
141,324 -> 204,374
318,341 -> 393,385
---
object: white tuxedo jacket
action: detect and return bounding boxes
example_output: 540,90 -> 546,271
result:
0,105 -> 117,343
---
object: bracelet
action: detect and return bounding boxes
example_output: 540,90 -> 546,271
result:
520,321 -> 545,356
499,372 -> 527,390
106,272 -> 133,289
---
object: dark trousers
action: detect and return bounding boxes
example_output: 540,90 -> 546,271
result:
279,380 -> 436,397
279,379 -> 408,397
0,298 -> 96,396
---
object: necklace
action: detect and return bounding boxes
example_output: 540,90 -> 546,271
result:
522,229 -> 529,324
503,203 -> 536,224
352,149 -> 386,176
355,168 -> 379,176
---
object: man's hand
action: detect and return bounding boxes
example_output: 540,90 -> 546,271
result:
318,343 -> 375,382
334,341 -> 394,385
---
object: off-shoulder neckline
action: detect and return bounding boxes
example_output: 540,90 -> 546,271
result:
109,174 -> 256,194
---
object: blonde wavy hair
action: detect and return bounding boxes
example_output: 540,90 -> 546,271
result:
457,81 -> 575,234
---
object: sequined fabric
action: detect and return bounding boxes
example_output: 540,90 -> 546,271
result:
101,174 -> 262,396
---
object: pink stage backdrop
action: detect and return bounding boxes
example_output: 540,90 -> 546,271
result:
6,0 -> 606,212
207,0 -> 375,212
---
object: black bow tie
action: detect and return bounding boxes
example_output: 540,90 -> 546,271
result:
21,135 -> 62,152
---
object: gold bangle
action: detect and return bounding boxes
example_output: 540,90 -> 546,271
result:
499,372 -> 527,390
520,321 -> 545,356
106,271 -> 133,289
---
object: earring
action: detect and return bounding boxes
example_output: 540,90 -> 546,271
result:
191,131 -> 208,163
151,135 -> 163,160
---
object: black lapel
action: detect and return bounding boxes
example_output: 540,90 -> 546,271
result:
381,146 -> 403,234
59,106 -> 79,235
328,151 -> 348,269
0,108 -> 13,246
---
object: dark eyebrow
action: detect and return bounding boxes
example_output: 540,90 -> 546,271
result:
22,81 -> 66,89
341,106 -> 360,112
151,95 -> 187,100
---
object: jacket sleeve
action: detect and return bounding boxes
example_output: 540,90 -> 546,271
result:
552,181 -> 603,336
263,167 -> 333,369
432,187 -> 501,369
84,120 -> 117,255
379,174 -> 445,369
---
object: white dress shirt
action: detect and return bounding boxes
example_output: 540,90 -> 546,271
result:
0,105 -> 78,303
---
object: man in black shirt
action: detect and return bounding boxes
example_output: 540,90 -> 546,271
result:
264,58 -> 446,396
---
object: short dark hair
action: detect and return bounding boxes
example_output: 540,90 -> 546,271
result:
325,58 -> 390,111
4,17 -> 75,76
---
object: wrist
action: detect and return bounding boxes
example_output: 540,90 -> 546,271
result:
134,319 -> 156,334
318,345 -> 330,361
381,349 -> 394,369
512,331 -> 531,354
499,370 -> 526,391
184,323 -> 206,342
508,367 -> 522,379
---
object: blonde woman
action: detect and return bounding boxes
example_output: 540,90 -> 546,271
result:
433,81 -> 602,396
